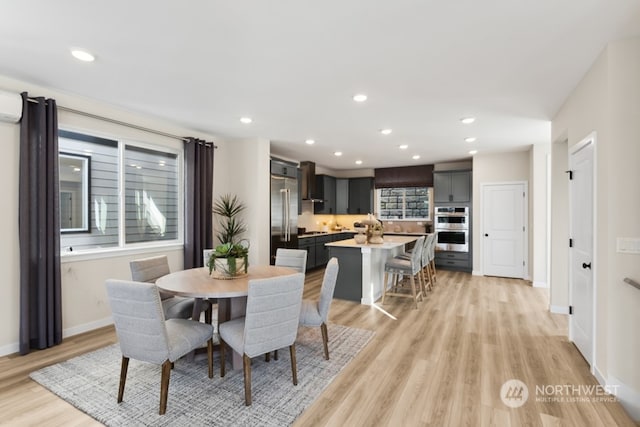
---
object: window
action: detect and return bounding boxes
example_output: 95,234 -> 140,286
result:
59,130 -> 181,252
377,187 -> 431,220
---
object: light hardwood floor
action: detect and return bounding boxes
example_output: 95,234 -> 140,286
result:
0,269 -> 636,426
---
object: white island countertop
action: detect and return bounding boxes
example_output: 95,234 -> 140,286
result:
326,235 -> 417,249
326,235 -> 419,305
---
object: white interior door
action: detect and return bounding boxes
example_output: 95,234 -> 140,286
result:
569,137 -> 594,364
482,183 -> 526,278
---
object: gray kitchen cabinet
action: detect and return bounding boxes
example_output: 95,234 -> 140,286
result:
314,175 -> 336,214
298,237 -> 316,270
335,178 -> 349,214
348,177 -> 374,214
314,234 -> 333,266
435,250 -> 470,271
434,171 -> 471,203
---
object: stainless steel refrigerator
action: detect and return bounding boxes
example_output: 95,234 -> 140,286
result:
270,170 -> 299,264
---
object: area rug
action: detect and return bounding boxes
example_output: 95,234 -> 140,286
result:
30,324 -> 373,426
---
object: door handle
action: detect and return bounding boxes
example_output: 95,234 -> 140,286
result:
582,262 -> 591,270
484,233 -> 489,237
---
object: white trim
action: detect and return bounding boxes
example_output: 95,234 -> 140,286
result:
568,131 -> 597,368
61,243 -> 183,263
533,281 -> 548,288
472,270 -> 483,276
0,317 -> 114,357
62,317 -> 113,339
549,305 -> 570,315
593,364 -> 607,387
0,342 -> 19,357
480,181 -> 528,279
608,375 -> 640,422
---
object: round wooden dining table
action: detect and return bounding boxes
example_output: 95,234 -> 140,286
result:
156,264 -> 298,368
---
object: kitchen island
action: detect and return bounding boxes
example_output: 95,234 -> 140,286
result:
325,235 -> 419,305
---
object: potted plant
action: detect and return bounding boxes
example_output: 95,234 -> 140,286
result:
207,194 -> 250,277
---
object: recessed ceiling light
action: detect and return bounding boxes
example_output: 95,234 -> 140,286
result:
353,94 -> 367,103
305,139 -> 315,145
469,150 -> 478,155
240,117 -> 252,124
412,155 -> 420,160
460,117 -> 476,124
380,128 -> 392,135
464,137 -> 477,143
399,144 -> 408,150
71,49 -> 95,62
334,151 -> 343,156
355,160 -> 363,165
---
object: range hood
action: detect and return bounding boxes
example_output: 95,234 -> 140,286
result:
299,161 -> 322,201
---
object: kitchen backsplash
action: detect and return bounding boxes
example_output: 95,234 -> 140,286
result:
298,200 -> 431,233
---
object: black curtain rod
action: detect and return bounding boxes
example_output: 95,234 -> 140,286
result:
26,97 -> 217,148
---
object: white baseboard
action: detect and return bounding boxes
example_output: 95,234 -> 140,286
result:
472,270 -> 483,276
593,364 -> 607,387
533,281 -> 548,288
0,342 -> 19,357
549,305 -> 570,315
0,316 -> 113,357
62,316 -> 113,339
608,375 -> 640,422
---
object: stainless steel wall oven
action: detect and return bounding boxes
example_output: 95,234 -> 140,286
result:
434,206 -> 469,252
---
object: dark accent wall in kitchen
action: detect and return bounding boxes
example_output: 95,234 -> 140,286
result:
374,164 -> 434,188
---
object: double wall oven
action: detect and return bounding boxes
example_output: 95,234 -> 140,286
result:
434,206 -> 469,252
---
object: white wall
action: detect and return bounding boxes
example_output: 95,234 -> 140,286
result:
551,38 -> 640,420
471,150 -> 531,276
213,138 -> 271,266
0,74 -> 233,355
531,143 -> 550,287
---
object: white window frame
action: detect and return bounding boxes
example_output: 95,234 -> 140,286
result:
59,127 -> 184,261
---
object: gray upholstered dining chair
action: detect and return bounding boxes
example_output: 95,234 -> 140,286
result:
105,279 -> 214,415
275,248 -> 308,273
130,255 -> 202,321
219,272 -> 305,406
299,257 -> 339,359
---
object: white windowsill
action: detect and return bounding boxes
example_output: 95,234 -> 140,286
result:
60,242 -> 184,263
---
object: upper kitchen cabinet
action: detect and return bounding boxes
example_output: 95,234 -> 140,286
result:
434,171 -> 471,203
335,178 -> 349,214
314,174 -> 336,214
348,177 -> 374,214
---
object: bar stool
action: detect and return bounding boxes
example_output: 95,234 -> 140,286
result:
382,236 -> 426,309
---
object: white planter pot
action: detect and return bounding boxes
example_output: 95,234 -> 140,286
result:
212,257 -> 247,278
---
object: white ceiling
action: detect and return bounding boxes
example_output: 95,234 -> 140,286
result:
2,1 -> 640,169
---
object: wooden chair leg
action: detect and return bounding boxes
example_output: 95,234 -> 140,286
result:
265,352 -> 271,362
207,338 -> 214,378
160,360 -> 172,415
409,275 -> 419,309
289,344 -> 298,385
117,356 -> 129,403
382,271 -> 389,304
320,323 -> 330,360
274,350 -> 278,360
243,354 -> 252,406
220,338 -> 226,377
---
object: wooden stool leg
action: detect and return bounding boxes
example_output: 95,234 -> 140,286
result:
409,275 -> 419,309
382,271 -> 389,304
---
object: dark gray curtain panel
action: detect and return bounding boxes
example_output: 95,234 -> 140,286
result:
19,93 -> 62,355
183,138 -> 214,269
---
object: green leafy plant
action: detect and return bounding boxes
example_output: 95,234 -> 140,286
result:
207,240 -> 250,275
208,194 -> 249,276
213,194 -> 247,245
